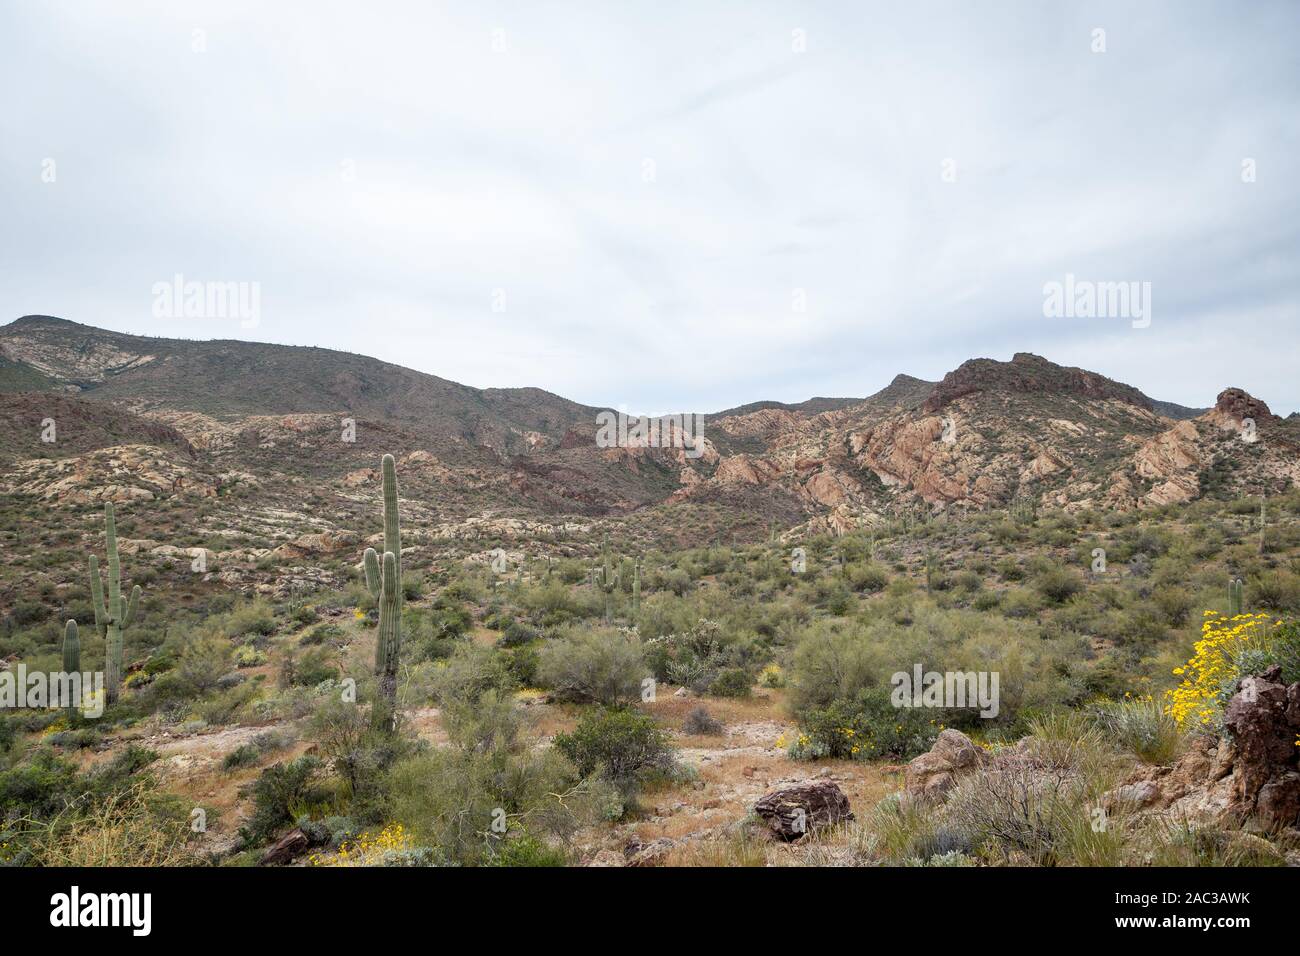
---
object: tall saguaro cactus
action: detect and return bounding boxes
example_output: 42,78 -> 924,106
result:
363,454 -> 403,732
62,620 -> 80,723
595,534 -> 619,624
632,554 -> 642,617
1228,577 -> 1244,616
89,502 -> 142,705
1259,497 -> 1267,556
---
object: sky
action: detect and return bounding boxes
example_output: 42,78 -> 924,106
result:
2,0 -> 1298,415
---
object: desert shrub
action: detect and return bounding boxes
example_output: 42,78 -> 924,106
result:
846,562 -> 889,593
224,600 -> 277,639
291,647 -> 339,686
945,754 -> 1089,865
300,622 -> 343,646
787,689 -> 937,760
709,667 -> 752,698
1032,566 -> 1081,604
1166,613 -> 1300,728
223,743 -> 262,770
387,690 -> 616,865
1152,586 -> 1195,627
291,604 -> 320,626
1250,570 -> 1300,612
175,633 -> 232,695
552,707 -> 674,797
787,622 -> 877,715
25,785 -> 198,867
1147,820 -> 1286,867
430,643 -> 517,706
996,557 -> 1024,581
999,588 -> 1042,619
499,620 -> 541,648
240,756 -> 328,845
306,697 -> 408,822
1090,697 -> 1184,764
223,729 -> 294,770
869,794 -> 970,863
233,644 -> 266,668
519,580 -> 593,628
537,627 -> 646,705
682,705 -> 724,735
488,833 -> 569,867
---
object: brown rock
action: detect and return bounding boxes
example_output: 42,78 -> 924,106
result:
904,729 -> 989,801
753,780 -> 853,841
259,828 -> 310,866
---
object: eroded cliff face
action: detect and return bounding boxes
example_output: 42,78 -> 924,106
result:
0,327 -> 156,386
673,364 -> 1299,530
3,319 -> 1297,538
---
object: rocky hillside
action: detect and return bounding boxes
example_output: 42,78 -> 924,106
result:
2,317 -> 1296,548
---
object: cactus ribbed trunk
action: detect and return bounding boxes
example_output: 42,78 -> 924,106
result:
89,502 -> 142,706
596,534 -> 619,624
364,454 -> 403,732
62,620 -> 80,723
632,556 -> 642,617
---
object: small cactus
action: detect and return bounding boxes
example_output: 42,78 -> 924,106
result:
88,502 -> 142,705
1228,577 -> 1244,616
595,534 -> 620,624
61,619 -> 80,723
363,454 -> 403,732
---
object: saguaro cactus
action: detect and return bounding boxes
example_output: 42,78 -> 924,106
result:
632,554 -> 643,617
363,454 -> 402,732
595,534 -> 619,624
89,502 -> 142,705
1259,497 -> 1267,555
62,620 -> 80,723
1229,577 -> 1244,616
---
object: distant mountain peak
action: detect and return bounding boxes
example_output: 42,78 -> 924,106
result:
1215,387 -> 1276,423
922,353 -> 1152,414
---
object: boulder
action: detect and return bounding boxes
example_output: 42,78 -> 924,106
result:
904,729 -> 989,801
623,837 -> 676,867
753,780 -> 853,841
259,828 -> 311,866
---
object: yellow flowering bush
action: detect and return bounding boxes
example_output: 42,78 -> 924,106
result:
1164,612 -> 1281,727
309,823 -> 412,866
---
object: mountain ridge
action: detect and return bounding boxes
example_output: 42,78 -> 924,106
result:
2,315 -> 1295,543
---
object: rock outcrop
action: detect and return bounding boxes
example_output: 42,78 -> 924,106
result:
1106,667 -> 1300,833
903,729 -> 990,801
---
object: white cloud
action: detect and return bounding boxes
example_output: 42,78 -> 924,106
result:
2,0 -> 1297,413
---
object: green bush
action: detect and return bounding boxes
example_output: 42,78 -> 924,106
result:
789,689 -> 937,760
537,627 -> 647,706
552,707 -> 674,796
240,756 -> 327,846
708,667 -> 753,698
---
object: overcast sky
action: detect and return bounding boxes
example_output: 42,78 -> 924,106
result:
2,1 -> 1298,414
